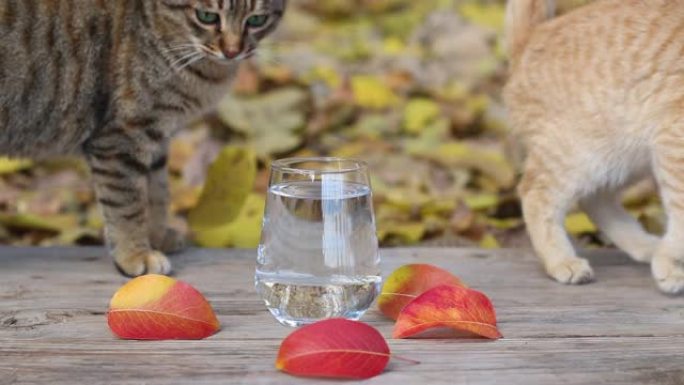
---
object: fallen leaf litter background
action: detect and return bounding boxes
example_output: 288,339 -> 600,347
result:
0,0 -> 664,250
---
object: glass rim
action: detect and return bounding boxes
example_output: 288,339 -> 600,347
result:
271,157 -> 368,175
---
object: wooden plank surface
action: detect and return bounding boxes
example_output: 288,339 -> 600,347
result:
1,247 -> 683,385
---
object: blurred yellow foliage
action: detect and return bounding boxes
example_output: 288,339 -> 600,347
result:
459,2 -> 506,30
0,157 -> 32,175
188,146 -> 256,231
193,194 -> 265,248
403,98 -> 441,135
351,76 -> 399,110
378,222 -> 426,245
479,233 -> 500,249
565,213 -> 597,235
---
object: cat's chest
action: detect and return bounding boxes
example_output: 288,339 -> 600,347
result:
153,66 -> 237,124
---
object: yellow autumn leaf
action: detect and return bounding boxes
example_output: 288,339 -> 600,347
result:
308,65 -> 342,89
0,157 -> 32,175
188,146 -> 256,231
54,228 -> 101,245
565,213 -> 597,235
384,190 -> 432,212
382,37 -> 406,55
170,185 -> 203,214
193,194 -> 265,248
479,233 -> 500,249
464,193 -> 500,211
459,3 -> 506,31
85,205 -> 104,230
428,142 -> 516,189
421,199 -> 457,216
363,0 -> 407,13
439,82 -> 469,101
222,194 -> 265,248
0,213 -> 78,233
331,142 -> 368,158
403,98 -> 441,135
377,222 -> 426,245
465,94 -> 490,116
375,203 -> 411,223
486,217 -> 523,230
351,75 -> 399,110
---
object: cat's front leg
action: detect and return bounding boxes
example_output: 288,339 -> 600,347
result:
147,143 -> 185,254
652,138 -> 684,295
519,156 -> 595,285
86,134 -> 172,277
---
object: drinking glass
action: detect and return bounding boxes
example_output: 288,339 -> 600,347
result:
255,158 -> 381,327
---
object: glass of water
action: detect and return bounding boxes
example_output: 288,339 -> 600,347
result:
256,157 -> 381,327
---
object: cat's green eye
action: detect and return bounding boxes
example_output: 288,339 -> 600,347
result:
246,15 -> 269,28
196,10 -> 220,25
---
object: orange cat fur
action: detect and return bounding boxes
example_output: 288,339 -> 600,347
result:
504,0 -> 684,294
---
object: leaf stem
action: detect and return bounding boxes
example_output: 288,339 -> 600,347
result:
391,354 -> 421,365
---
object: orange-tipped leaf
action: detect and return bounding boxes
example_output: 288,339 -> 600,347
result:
276,319 -> 390,379
378,264 -> 465,320
107,275 -> 220,340
393,284 -> 502,339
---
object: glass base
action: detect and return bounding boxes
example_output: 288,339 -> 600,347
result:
267,308 -> 368,328
255,275 -> 382,328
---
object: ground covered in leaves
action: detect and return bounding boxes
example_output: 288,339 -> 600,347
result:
0,0 -> 664,250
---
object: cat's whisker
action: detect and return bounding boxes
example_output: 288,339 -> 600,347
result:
169,51 -> 199,67
163,44 -> 200,50
172,56 -> 203,72
165,50 -> 197,65
177,54 -> 206,71
160,41 -> 207,55
169,51 -> 204,71
162,47 -> 200,65
169,43 -> 201,47
173,49 -> 206,70
161,47 -> 198,54
196,45 -> 217,57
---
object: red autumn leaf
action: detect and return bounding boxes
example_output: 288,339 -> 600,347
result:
107,275 -> 220,340
276,319 -> 390,379
378,264 -> 466,320
393,285 -> 502,340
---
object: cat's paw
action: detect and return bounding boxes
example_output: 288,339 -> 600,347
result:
652,255 -> 684,295
152,228 -> 186,254
546,258 -> 594,285
114,250 -> 173,277
624,234 -> 661,264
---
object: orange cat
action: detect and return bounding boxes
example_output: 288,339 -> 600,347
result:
504,0 -> 684,294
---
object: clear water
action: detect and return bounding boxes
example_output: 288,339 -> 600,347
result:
256,180 -> 381,327
256,275 -> 382,327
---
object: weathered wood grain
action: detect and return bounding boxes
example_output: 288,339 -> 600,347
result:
1,247 -> 683,385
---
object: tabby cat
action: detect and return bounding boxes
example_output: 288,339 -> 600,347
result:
505,0 -> 684,294
0,0 -> 286,276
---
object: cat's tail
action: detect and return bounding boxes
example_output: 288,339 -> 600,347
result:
506,0 -> 556,61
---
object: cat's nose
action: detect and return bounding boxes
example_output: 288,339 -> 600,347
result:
219,31 -> 244,60
219,35 -> 243,59
223,48 -> 241,59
